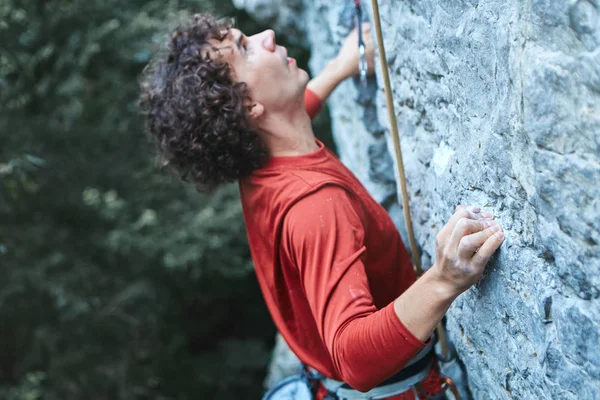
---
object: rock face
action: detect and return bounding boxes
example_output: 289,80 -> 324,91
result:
234,0 -> 600,398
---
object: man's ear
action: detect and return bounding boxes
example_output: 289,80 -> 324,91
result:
246,101 -> 265,121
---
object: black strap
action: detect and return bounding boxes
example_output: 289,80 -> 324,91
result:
339,344 -> 436,390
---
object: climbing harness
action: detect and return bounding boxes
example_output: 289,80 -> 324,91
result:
262,334 -> 461,399
262,336 -> 436,400
354,0 -> 368,86
415,376 -> 461,400
317,337 -> 436,399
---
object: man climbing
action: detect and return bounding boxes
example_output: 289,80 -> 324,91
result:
139,13 -> 505,400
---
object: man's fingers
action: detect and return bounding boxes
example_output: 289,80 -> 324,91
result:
449,217 -> 490,251
457,224 -> 500,259
472,230 -> 505,266
438,205 -> 483,243
455,204 -> 476,213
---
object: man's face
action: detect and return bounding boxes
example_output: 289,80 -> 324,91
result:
209,28 -> 309,116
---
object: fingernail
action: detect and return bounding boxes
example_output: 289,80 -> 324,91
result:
495,231 -> 504,238
469,206 -> 481,213
490,224 -> 500,232
481,211 -> 494,218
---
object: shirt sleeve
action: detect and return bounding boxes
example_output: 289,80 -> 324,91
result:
282,185 -> 427,392
304,88 -> 323,120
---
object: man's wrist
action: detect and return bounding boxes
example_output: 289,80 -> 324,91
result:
327,56 -> 351,84
423,266 -> 462,304
392,265 -> 460,342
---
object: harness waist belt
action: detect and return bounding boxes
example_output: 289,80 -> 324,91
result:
318,337 -> 435,400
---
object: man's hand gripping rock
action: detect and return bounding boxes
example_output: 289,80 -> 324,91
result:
431,205 -> 505,295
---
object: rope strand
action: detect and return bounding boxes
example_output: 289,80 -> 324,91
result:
367,1 -> 458,396
369,0 -> 422,275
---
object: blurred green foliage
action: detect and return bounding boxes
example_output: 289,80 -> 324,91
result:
0,0 -> 326,398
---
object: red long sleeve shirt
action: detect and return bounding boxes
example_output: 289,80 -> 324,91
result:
240,89 -> 442,399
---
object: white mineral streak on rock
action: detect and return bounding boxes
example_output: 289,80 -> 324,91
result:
432,141 -> 454,176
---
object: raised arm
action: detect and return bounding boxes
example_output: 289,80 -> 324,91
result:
305,23 -> 375,119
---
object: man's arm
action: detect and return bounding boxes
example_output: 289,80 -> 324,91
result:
305,23 -> 375,107
285,194 -> 504,391
306,59 -> 350,105
334,205 -> 503,390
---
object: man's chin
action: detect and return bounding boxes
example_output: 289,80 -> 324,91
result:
299,68 -> 309,82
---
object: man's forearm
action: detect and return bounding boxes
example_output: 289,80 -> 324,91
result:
306,58 -> 348,103
393,267 -> 460,342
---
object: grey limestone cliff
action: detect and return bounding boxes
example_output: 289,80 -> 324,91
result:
234,0 -> 600,398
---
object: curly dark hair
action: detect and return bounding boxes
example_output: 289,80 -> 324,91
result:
139,13 -> 268,192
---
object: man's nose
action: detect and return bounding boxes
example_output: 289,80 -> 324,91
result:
259,29 -> 276,52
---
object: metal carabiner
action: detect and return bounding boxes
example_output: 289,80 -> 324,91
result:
415,376 -> 462,400
355,0 -> 368,87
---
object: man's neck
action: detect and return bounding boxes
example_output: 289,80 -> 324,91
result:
259,107 -> 319,157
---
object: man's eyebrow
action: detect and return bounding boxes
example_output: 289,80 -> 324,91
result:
214,31 -> 243,57
233,30 -> 243,53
